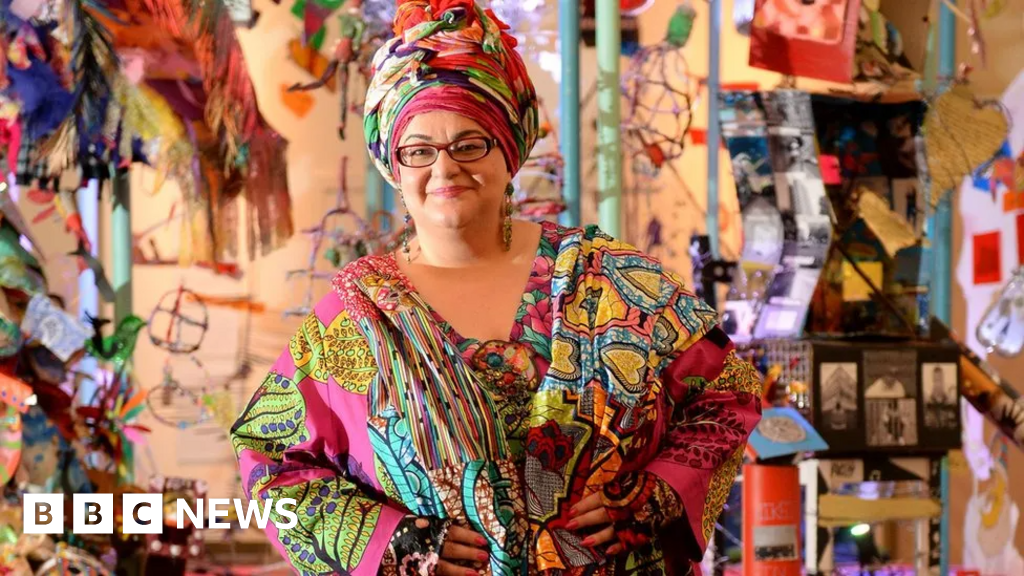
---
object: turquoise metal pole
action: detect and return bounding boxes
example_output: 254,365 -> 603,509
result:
596,0 -> 621,235
934,3 -> 956,574
932,0 -> 954,325
559,0 -> 581,228
707,0 -> 722,258
111,165 -> 132,324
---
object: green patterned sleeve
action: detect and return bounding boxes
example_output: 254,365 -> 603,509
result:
230,294 -> 407,576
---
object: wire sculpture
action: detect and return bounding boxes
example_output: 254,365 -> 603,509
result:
283,156 -> 391,317
144,356 -> 211,430
287,0 -> 366,140
621,2 -> 701,178
146,285 -> 210,355
513,103 -> 566,221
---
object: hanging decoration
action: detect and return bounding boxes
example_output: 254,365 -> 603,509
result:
0,1 -> 283,569
145,356 -> 211,429
977,267 -> 1024,357
287,38 -> 339,94
513,105 -> 566,221
284,156 -> 386,317
621,2 -> 699,178
287,0 -> 365,138
147,286 -> 210,355
84,314 -> 147,370
20,293 -> 93,363
924,84 -> 1009,201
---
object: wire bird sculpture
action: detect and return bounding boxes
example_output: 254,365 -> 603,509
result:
574,2 -> 704,255
513,103 -> 567,221
283,156 -> 397,317
621,2 -> 700,178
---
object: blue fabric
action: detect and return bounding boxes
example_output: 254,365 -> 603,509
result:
6,59 -> 74,141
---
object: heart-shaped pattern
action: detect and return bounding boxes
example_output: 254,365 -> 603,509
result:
925,85 -> 1009,199
601,343 -> 649,395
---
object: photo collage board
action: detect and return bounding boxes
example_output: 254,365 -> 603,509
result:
719,90 -> 833,343
811,341 -> 962,455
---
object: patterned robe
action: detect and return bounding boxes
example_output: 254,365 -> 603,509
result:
231,223 -> 762,575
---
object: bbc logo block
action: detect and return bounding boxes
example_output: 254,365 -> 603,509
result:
24,494 -> 63,534
72,494 -> 114,534
22,494 -> 297,534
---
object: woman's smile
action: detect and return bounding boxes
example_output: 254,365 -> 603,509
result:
429,185 -> 474,199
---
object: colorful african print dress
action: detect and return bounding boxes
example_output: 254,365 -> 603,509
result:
231,222 -> 762,576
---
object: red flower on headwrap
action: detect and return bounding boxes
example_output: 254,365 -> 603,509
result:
394,0 -> 480,34
393,0 -> 428,34
434,0 -> 476,16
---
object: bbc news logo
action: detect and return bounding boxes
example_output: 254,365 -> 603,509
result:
23,494 -> 298,534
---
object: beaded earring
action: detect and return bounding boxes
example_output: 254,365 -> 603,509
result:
400,194 -> 412,263
503,183 -> 514,251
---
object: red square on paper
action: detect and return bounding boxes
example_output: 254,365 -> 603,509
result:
1016,212 -> 1024,265
974,231 -> 1001,285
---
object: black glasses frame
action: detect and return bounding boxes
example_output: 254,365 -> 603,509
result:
395,137 -> 498,168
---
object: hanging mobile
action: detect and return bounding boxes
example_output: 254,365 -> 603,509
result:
147,285 -> 209,355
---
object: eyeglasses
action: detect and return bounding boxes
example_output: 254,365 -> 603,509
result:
395,136 -> 497,168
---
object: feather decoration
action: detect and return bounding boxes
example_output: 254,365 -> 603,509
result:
141,0 -> 260,167
38,0 -> 119,172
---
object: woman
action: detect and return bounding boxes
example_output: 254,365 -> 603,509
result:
231,2 -> 762,575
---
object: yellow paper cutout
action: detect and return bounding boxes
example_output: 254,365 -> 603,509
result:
842,260 -> 883,302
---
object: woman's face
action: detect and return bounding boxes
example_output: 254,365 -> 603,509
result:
395,111 -> 510,233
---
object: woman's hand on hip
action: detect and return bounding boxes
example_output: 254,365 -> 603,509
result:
437,524 -> 489,576
567,493 -> 625,555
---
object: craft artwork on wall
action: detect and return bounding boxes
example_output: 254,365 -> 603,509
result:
287,40 -> 339,94
956,70 -> 1024,364
963,436 -> 1024,574
280,83 -> 316,118
949,64 -> 1024,562
748,0 -> 862,83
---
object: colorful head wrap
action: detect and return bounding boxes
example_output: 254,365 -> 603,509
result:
363,0 -> 539,188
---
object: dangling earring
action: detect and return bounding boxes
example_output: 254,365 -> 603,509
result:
401,194 -> 412,263
503,183 -> 514,251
